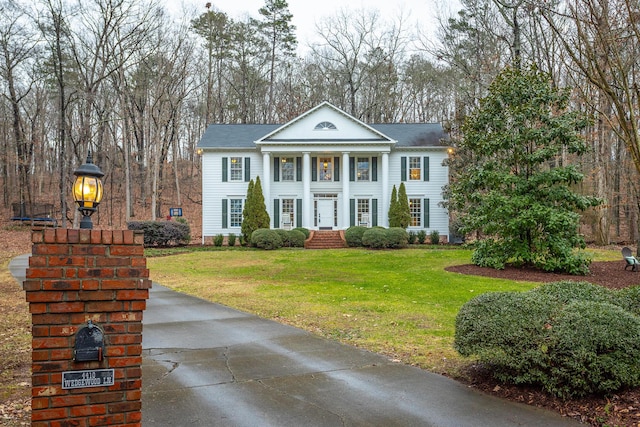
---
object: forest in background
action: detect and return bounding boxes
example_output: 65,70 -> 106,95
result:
1,0 -> 639,245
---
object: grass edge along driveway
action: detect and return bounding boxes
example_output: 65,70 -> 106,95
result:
148,247 -> 546,375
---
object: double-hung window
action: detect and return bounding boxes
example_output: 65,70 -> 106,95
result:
409,198 -> 421,227
409,157 -> 421,180
230,157 -> 243,181
230,199 -> 243,227
281,157 -> 294,181
357,157 -> 370,181
319,157 -> 333,181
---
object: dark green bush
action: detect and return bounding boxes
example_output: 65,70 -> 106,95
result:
293,227 -> 310,239
214,234 -> 224,247
250,228 -> 283,250
362,228 -> 389,249
228,233 -> 237,247
286,230 -> 306,247
429,230 -> 440,245
387,227 -> 409,248
345,226 -> 367,247
416,230 -> 426,244
273,229 -> 290,245
614,286 -> 640,316
408,231 -> 417,244
127,220 -> 191,247
455,281 -> 640,399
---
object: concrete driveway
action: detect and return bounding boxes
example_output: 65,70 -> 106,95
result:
10,254 -> 582,427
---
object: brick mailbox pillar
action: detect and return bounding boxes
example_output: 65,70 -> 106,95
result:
23,228 -> 151,426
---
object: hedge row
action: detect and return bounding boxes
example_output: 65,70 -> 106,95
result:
127,219 -> 191,247
250,228 -> 307,249
455,281 -> 640,399
345,226 -> 408,249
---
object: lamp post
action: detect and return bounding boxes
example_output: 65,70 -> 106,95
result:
73,151 -> 104,229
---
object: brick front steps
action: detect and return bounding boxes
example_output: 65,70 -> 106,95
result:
304,230 -> 347,249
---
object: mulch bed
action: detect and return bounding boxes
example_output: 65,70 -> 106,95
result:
445,260 -> 640,426
446,260 -> 640,289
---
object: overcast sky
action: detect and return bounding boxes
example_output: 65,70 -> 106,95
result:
168,0 -> 462,52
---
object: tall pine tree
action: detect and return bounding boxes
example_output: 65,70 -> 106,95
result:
398,183 -> 411,228
388,185 -> 399,227
241,176 -> 270,244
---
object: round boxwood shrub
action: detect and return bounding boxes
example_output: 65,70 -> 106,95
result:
613,286 -> 640,317
273,229 -> 290,245
455,281 -> 640,399
387,227 -> 409,248
286,229 -> 306,247
293,227 -> 310,239
250,228 -> 283,250
345,226 -> 367,247
362,228 -> 389,249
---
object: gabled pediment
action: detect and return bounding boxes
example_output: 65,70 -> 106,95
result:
256,102 -> 394,145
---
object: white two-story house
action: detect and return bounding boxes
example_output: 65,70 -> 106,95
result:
197,101 -> 451,243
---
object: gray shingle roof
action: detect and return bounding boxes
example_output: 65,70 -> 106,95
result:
197,123 -> 448,149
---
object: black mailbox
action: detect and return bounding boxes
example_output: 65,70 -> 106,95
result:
74,320 -> 105,362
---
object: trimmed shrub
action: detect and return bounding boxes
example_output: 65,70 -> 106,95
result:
362,228 -> 389,249
430,230 -> 440,245
273,229 -> 290,246
214,234 -> 224,247
286,230 -> 306,247
408,231 -> 417,244
127,220 -> 191,247
455,281 -> 640,399
345,226 -> 367,247
228,233 -> 237,247
387,227 -> 409,248
416,230 -> 426,244
614,286 -> 640,316
250,228 -> 283,250
293,227 -> 310,239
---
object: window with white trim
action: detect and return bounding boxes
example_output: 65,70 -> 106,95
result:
282,198 -> 294,224
230,157 -> 243,181
409,157 -> 421,180
319,157 -> 333,181
409,198 -> 421,227
357,157 -> 370,181
281,157 -> 294,181
357,199 -> 370,224
230,199 -> 243,227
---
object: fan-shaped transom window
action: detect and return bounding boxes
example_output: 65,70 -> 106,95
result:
314,121 -> 337,130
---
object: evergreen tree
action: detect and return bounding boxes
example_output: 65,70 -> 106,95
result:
241,177 -> 270,244
388,185 -> 399,227
252,176 -> 270,229
444,65 -> 600,274
397,182 -> 411,229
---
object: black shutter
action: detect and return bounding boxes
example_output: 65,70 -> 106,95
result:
273,199 -> 280,228
222,158 -> 228,182
349,157 -> 355,181
222,199 -> 228,228
296,199 -> 302,227
401,156 -> 407,181
274,157 -> 280,182
296,157 -> 302,181
244,157 -> 251,182
372,157 -> 378,182
312,157 -> 317,181
334,157 -> 340,182
424,198 -> 430,228
350,199 -> 355,227
372,199 -> 378,226
424,157 -> 430,181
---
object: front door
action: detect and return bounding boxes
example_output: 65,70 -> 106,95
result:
317,199 -> 334,230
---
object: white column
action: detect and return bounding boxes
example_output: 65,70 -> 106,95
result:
302,152 -> 311,228
262,152 -> 271,226
342,152 -> 350,228
381,152 -> 389,227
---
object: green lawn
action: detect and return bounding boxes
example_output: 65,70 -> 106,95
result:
147,246 -> 617,374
